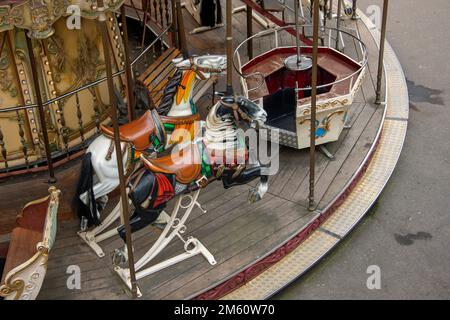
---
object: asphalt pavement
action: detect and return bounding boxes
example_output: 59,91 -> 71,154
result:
275,0 -> 450,299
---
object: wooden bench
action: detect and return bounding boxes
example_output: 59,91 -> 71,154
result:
0,187 -> 61,300
138,47 -> 217,108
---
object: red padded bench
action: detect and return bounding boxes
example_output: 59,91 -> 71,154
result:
0,187 -> 61,300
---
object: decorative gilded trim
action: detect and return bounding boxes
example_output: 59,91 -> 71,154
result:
0,0 -> 125,39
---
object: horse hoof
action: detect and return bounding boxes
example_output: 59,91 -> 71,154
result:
112,249 -> 127,267
97,195 -> 109,211
80,217 -> 88,232
152,222 -> 167,230
248,188 -> 262,204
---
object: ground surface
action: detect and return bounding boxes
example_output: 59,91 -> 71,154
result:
275,0 -> 450,300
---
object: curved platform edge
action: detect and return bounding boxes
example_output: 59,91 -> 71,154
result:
192,5 -> 409,301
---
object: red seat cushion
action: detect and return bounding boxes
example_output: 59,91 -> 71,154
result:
1,228 -> 42,284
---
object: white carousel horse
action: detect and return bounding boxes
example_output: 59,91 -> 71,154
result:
113,95 -> 269,294
74,55 -> 227,257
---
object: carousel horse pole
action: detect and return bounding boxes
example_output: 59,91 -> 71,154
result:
75,55 -> 227,258
96,0 -> 138,297
113,4 -> 268,287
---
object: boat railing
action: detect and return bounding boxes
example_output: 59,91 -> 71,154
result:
234,25 -> 369,100
0,24 -> 172,175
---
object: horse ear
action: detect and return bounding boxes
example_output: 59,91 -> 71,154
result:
172,57 -> 184,65
135,79 -> 156,110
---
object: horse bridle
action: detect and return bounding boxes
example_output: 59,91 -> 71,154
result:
178,57 -> 224,81
219,97 -> 252,124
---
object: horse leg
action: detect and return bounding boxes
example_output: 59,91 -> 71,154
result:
248,175 -> 269,203
222,166 -> 269,203
117,207 -> 163,242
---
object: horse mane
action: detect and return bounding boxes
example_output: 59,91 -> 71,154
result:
157,69 -> 183,116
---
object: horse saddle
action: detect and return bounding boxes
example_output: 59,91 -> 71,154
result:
141,143 -> 202,185
101,110 -> 159,151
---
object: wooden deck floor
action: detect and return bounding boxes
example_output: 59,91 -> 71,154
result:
1,1 -> 386,299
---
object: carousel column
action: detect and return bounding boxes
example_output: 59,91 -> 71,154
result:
309,0 -> 320,211
25,36 -> 56,183
121,5 -> 136,121
96,0 -> 138,298
375,0 -> 389,105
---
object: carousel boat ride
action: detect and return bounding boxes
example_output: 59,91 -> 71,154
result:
0,0 -> 409,301
235,0 -> 367,150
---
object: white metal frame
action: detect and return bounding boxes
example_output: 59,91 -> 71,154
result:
114,190 -> 216,296
78,194 -> 207,258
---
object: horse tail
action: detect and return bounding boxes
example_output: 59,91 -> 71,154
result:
117,171 -> 175,241
73,152 -> 99,227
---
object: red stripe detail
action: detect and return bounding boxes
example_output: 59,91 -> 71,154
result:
153,174 -> 175,208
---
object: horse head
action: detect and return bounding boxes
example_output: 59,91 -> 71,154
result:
215,94 -> 267,128
172,55 -> 227,80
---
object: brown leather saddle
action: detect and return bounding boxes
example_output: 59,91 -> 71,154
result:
141,143 -> 202,185
100,110 -> 159,151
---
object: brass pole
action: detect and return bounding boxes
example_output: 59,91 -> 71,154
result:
175,0 -> 188,58
309,0 -> 320,211
246,4 -> 253,59
96,0 -> 138,298
226,0 -> 233,95
25,36 -> 56,183
335,0 -> 342,50
121,5 -> 136,121
375,0 -> 389,105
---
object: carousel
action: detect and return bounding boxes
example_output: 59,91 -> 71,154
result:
0,0 -> 409,300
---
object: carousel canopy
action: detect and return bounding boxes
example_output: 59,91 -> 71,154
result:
0,0 -> 125,39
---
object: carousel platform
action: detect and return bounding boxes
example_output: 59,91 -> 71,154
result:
0,1 -> 408,300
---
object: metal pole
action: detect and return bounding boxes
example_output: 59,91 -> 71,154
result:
226,0 -> 233,95
175,0 -> 188,58
246,3 -> 253,59
375,0 -> 389,105
141,0 -> 149,51
294,0 -> 301,64
25,36 -> 56,183
171,0 -> 179,48
96,0 -> 138,298
328,0 -> 333,19
121,5 -> 136,121
335,0 -> 342,50
352,0 -> 358,20
309,0 -> 320,211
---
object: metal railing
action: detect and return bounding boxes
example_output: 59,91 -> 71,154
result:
234,25 -> 368,100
